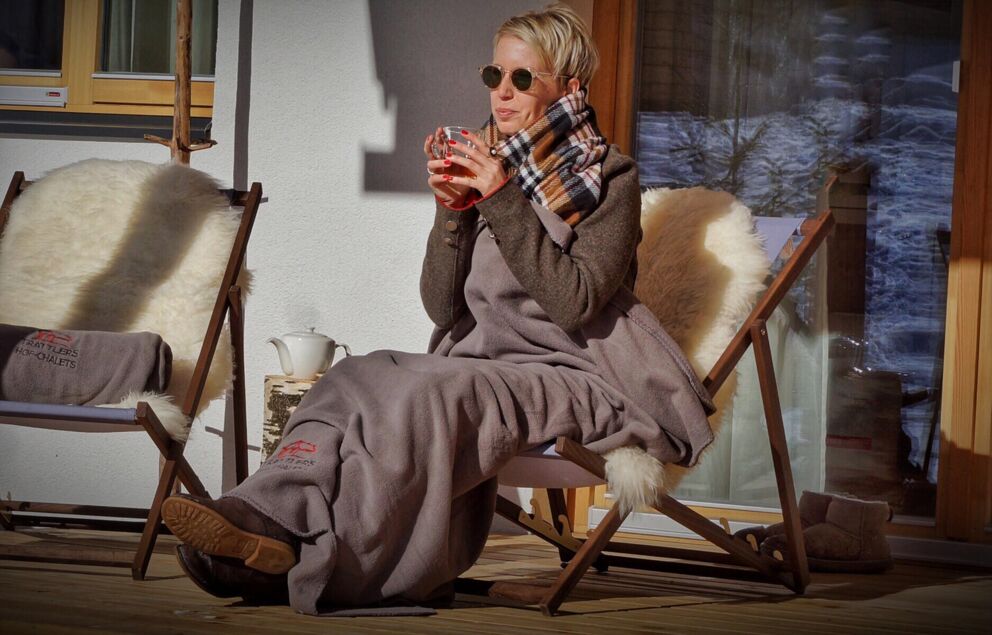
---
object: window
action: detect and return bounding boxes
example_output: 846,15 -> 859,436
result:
0,0 -> 217,116
0,0 -> 64,73
99,0 -> 217,76
628,0 -> 962,520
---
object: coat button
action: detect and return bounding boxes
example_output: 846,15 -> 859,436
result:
443,236 -> 456,247
444,220 -> 458,232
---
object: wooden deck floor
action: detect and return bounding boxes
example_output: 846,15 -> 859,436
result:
1,528 -> 990,634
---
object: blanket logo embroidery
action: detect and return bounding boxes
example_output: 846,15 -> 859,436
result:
34,330 -> 75,346
266,439 -> 318,471
12,330 -> 80,369
276,440 -> 317,459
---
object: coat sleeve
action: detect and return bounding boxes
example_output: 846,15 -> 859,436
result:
419,201 -> 479,329
476,155 -> 642,333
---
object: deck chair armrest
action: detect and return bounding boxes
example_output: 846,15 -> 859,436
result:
555,437 -> 607,480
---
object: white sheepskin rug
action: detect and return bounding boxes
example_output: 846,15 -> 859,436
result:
604,187 -> 770,513
0,159 -> 249,440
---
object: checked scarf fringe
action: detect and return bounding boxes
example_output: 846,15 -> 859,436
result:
482,88 -> 608,226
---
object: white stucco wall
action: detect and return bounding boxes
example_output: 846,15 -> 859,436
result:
0,0 -> 245,506
0,0 -> 554,513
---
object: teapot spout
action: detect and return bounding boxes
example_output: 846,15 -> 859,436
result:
267,337 -> 294,376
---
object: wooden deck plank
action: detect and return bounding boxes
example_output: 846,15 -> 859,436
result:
0,530 -> 989,634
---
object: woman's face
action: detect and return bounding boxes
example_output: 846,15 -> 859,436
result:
490,36 -> 575,136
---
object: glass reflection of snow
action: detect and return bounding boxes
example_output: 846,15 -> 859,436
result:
636,64 -> 956,481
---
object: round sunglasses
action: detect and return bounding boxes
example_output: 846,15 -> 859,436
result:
479,64 -> 570,91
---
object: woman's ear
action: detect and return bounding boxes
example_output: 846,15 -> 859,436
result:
567,77 -> 582,94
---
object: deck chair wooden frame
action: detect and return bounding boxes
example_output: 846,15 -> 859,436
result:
480,175 -> 839,616
0,171 -> 262,580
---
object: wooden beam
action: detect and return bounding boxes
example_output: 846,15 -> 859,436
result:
182,184 -> 263,418
703,206 -> 835,395
588,0 -> 638,153
93,79 -> 214,107
228,285 -> 249,485
588,1 -> 620,143
143,0 -> 215,158
173,0 -> 193,164
750,321 -> 810,591
938,0 -> 992,542
62,0 -> 101,109
0,171 -> 25,236
540,502 -> 628,616
555,436 -> 606,479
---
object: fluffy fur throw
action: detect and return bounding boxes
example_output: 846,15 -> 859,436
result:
604,187 -> 770,513
0,159 -> 249,440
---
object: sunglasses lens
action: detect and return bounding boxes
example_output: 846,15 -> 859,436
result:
511,69 -> 533,91
481,65 -> 502,89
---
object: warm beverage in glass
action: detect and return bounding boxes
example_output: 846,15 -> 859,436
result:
432,125 -> 476,178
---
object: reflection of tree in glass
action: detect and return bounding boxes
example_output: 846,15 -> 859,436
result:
670,118 -> 772,197
755,159 -> 793,219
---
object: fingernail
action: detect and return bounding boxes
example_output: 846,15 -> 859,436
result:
443,175 -> 452,181
443,160 -> 451,166
446,152 -> 453,158
461,129 -> 469,135
448,139 -> 457,145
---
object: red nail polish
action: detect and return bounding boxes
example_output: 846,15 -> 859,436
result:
461,129 -> 469,135
446,151 -> 453,158
443,160 -> 451,166
448,139 -> 457,145
443,175 -> 452,181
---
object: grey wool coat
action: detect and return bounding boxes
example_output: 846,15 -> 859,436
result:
227,146 -> 714,614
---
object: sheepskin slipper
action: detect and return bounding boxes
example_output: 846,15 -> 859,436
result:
733,490 -> 833,548
760,493 -> 894,573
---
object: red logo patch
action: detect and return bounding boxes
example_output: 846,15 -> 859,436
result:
277,440 -> 317,459
33,330 -> 74,346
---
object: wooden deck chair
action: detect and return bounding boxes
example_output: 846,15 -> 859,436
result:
484,172 -> 839,616
0,160 -> 262,580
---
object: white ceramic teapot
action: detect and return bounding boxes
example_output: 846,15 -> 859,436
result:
267,328 -> 351,380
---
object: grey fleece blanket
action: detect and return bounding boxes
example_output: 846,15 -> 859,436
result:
0,323 -> 172,404
228,219 -> 713,614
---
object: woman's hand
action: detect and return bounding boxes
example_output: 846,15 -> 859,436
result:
424,127 -> 471,207
444,130 -> 507,199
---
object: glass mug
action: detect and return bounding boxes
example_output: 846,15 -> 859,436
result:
431,125 -> 477,178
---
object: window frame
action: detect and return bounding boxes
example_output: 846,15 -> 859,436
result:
0,0 -> 214,117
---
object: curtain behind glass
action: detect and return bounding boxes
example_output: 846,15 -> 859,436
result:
0,0 -> 64,71
100,0 -> 217,75
674,257 -> 829,507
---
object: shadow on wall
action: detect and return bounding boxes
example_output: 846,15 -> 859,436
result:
363,0 -> 542,193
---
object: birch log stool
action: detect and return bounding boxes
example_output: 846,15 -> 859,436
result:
262,374 -> 321,460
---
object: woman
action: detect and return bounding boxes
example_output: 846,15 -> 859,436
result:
162,4 -> 713,614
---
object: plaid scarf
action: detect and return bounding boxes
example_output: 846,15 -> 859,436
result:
482,88 -> 608,226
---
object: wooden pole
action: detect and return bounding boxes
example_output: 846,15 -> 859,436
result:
144,0 -> 216,161
173,0 -> 192,164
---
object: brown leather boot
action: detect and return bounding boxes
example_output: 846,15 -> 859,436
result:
733,490 -> 832,549
761,493 -> 893,573
162,494 -> 298,574
175,544 -> 290,605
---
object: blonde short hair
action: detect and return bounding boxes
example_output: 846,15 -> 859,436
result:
494,3 -> 599,88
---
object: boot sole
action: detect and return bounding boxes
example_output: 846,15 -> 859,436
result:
162,497 -> 296,575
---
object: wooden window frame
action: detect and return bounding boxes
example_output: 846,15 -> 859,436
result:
586,0 -> 639,155
0,0 -> 213,117
578,0 -> 992,545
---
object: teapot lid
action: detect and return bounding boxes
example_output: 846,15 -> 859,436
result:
285,327 -> 330,339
